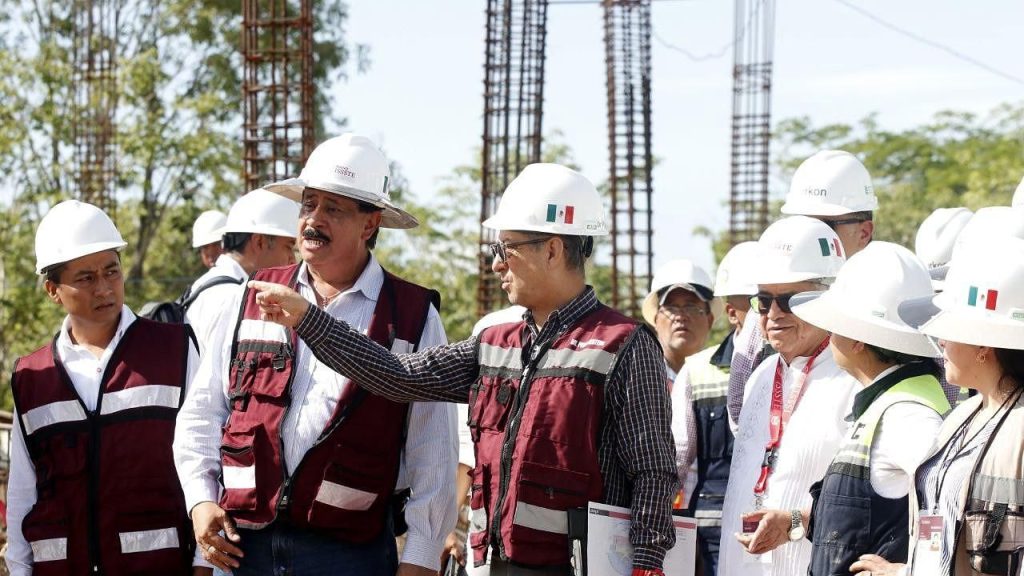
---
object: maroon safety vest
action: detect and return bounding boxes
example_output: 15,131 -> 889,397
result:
468,304 -> 641,568
219,263 -> 440,543
10,318 -> 192,576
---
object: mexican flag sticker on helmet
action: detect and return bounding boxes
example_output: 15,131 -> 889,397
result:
546,203 -> 575,224
818,237 -> 843,258
967,286 -> 998,310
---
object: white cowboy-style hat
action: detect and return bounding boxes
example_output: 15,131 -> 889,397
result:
791,242 -> 938,358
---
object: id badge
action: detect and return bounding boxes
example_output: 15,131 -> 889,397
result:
915,514 -> 944,573
740,512 -> 772,565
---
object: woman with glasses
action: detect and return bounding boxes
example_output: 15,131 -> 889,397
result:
850,238 -> 1024,576
735,242 -> 950,576
718,216 -> 862,576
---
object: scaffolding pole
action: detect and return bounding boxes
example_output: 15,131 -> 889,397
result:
72,0 -> 119,213
728,0 -> 775,245
477,0 -> 549,317
242,0 -> 315,193
603,0 -> 653,318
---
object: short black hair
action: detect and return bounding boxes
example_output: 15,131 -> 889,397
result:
995,348 -> 1024,390
864,343 -> 923,366
520,232 -> 592,273
356,200 -> 383,249
222,232 -> 253,254
44,264 -> 66,285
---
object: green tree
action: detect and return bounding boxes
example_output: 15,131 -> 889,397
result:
0,0 -> 361,407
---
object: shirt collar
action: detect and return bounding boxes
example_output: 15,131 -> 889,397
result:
296,253 -> 383,303
710,331 -> 736,369
57,305 -> 136,355
215,254 -> 248,279
523,286 -> 599,341
850,361 -> 937,420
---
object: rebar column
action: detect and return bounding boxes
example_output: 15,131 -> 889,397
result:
242,0 -> 315,192
603,0 -> 653,318
477,0 -> 549,317
72,0 -> 119,213
728,0 -> 775,245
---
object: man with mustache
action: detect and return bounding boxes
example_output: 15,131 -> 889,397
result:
245,163 -> 678,576
7,200 -> 202,575
717,216 -> 860,576
185,188 -> 300,355
173,134 -> 457,576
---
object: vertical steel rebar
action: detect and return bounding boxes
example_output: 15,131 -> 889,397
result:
72,0 -> 119,214
603,0 -> 653,318
728,0 -> 775,246
477,0 -> 549,317
242,0 -> 315,193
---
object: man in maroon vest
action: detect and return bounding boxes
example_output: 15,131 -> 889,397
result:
173,133 -> 457,576
249,163 -> 678,576
7,200 -> 202,576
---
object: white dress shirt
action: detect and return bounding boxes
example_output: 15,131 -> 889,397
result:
184,253 -> 247,356
719,347 -> 859,576
6,307 -> 201,576
173,255 -> 458,570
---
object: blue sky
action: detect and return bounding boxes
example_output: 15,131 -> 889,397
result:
333,0 -> 1023,271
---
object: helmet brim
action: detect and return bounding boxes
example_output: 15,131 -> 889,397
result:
36,241 -> 127,274
264,178 -> 419,229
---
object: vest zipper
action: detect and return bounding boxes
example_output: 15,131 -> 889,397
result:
272,345 -> 300,523
491,336 -> 555,561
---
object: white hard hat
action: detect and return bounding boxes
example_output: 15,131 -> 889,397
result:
928,206 -> 1024,290
1013,176 -> 1024,208
781,150 -> 878,217
900,237 -> 1024,350
482,164 -> 609,236
791,242 -> 937,358
751,215 -> 846,285
35,200 -> 127,274
915,207 -> 973,269
224,188 -> 300,239
714,241 -> 759,297
191,210 -> 227,248
642,259 -> 716,325
264,133 -> 417,229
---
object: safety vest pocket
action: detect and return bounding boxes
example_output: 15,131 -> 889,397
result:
513,462 -> 589,538
220,430 -> 258,511
526,379 -> 598,449
306,463 -> 383,529
22,503 -> 71,576
809,491 -> 872,575
469,378 -> 516,437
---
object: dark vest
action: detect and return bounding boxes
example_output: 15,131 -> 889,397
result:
468,305 -> 641,568
11,318 -> 192,576
219,263 -> 439,544
807,363 -> 949,575
687,339 -> 735,530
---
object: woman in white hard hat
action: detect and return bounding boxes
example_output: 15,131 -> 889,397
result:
735,242 -> 950,576
718,215 -> 861,576
851,238 -> 1024,576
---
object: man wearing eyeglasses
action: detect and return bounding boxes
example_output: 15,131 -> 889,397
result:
717,216 -> 861,576
727,150 -> 877,429
246,163 -> 678,576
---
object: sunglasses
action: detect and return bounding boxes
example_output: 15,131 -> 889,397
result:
488,237 -> 550,263
751,292 -> 800,314
820,217 -> 867,231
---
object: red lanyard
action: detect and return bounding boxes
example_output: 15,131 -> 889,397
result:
753,337 -> 830,503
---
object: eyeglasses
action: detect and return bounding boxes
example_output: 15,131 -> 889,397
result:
488,237 -> 550,262
751,292 -> 799,314
659,303 -> 709,318
820,217 -> 867,231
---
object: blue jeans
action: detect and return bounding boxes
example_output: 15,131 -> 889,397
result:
229,522 -> 398,576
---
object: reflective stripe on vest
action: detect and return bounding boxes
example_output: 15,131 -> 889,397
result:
971,474 -> 1024,506
237,318 -> 290,344
119,527 -> 179,554
314,480 -> 378,511
512,502 -> 568,535
100,384 -> 181,416
30,537 -> 67,562
21,400 -> 87,435
223,463 -> 257,490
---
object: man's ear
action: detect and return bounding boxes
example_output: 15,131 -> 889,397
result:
44,279 -> 61,305
362,211 -> 383,242
859,220 -> 875,247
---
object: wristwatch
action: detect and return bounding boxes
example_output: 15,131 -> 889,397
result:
631,570 -> 666,576
788,509 -> 805,541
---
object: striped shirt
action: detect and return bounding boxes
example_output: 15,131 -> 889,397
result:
918,411 -> 1001,575
294,286 -> 679,569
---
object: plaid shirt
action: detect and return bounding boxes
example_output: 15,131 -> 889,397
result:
294,286 -> 678,569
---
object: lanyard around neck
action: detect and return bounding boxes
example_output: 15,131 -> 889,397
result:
753,337 -> 830,500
